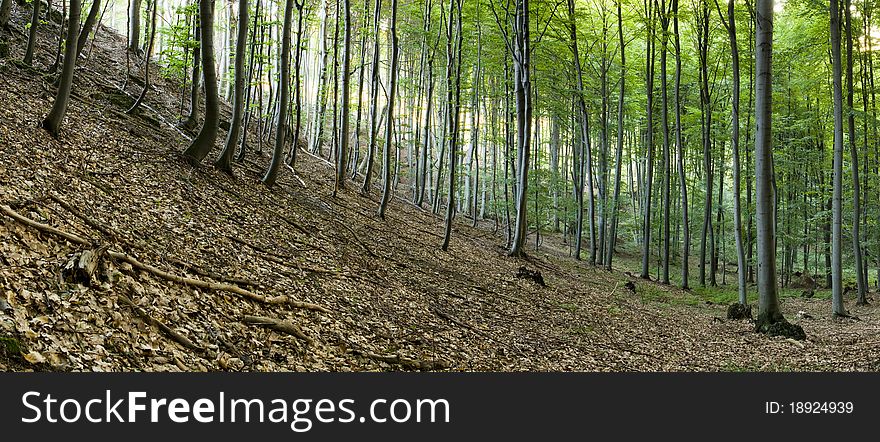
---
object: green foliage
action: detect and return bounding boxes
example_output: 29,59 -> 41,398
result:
158,4 -> 198,82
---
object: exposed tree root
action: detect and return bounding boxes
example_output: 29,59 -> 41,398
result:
1,204 -> 330,313
242,315 -> 314,345
118,292 -> 205,353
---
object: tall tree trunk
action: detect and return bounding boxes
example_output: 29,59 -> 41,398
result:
673,0 -> 688,288
361,0 -> 382,194
697,0 -> 712,287
182,0 -> 220,165
755,0 -> 785,331
216,0 -> 249,173
378,0 -> 400,218
43,0 -> 82,137
659,1 -> 671,284
640,0 -> 656,278
336,0 -> 352,192
568,0 -> 595,263
441,0 -> 463,251
606,0 -> 626,271
508,0 -> 533,257
844,0 -> 867,305
717,0 -> 747,303
830,0 -> 846,316
288,0 -> 306,168
262,0 -> 293,185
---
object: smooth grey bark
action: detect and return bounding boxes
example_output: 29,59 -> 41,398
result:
126,0 -> 157,113
216,0 -> 248,173
441,0 -> 463,251
288,0 -> 306,168
605,0 -> 626,271
507,0 -> 533,257
41,0 -> 82,137
830,0 -> 846,316
336,0 -> 352,192
361,0 -> 381,194
659,0 -> 671,284
76,0 -> 102,59
182,0 -> 220,165
640,0 -> 656,278
697,0 -> 712,287
845,0 -> 867,305
262,0 -> 294,186
673,0 -> 688,288
417,22 -> 438,206
755,0 -> 784,329
129,0 -> 142,53
568,0 -> 595,263
716,0 -> 747,304
378,0 -> 399,219
24,0 -> 41,65
182,15 -> 201,131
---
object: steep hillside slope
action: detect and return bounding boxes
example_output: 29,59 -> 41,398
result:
1,8 -> 879,372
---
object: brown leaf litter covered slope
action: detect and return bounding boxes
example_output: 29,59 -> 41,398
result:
1,10 -> 880,372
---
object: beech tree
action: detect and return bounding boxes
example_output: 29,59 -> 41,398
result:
42,0 -> 82,137
182,0 -> 220,165
216,0 -> 249,173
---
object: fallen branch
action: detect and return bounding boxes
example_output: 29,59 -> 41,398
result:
1,204 -> 91,245
48,192 -> 120,241
243,315 -> 314,345
165,256 -> 257,288
108,250 -> 330,312
284,165 -> 309,188
1,205 -> 330,313
118,293 -> 205,353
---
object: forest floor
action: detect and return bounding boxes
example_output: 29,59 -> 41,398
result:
2,10 -> 880,372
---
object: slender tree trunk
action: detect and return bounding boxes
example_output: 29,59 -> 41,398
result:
335,0 -> 353,192
830,0 -> 846,316
717,0 -> 747,303
127,0 -> 158,113
24,0 -> 41,65
378,0 -> 400,218
844,0 -> 867,305
262,0 -> 293,185
182,0 -> 220,165
508,0 -> 533,257
216,0 -> 249,173
606,0 -> 626,271
568,0 -> 595,263
441,0 -> 463,251
640,0 -> 656,278
361,0 -> 382,194
42,0 -> 82,137
76,0 -> 102,59
182,14 -> 201,131
659,1 -> 671,284
288,1 -> 305,168
673,0 -> 688,288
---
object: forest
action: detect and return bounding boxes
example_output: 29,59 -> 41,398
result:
0,0 -> 879,372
